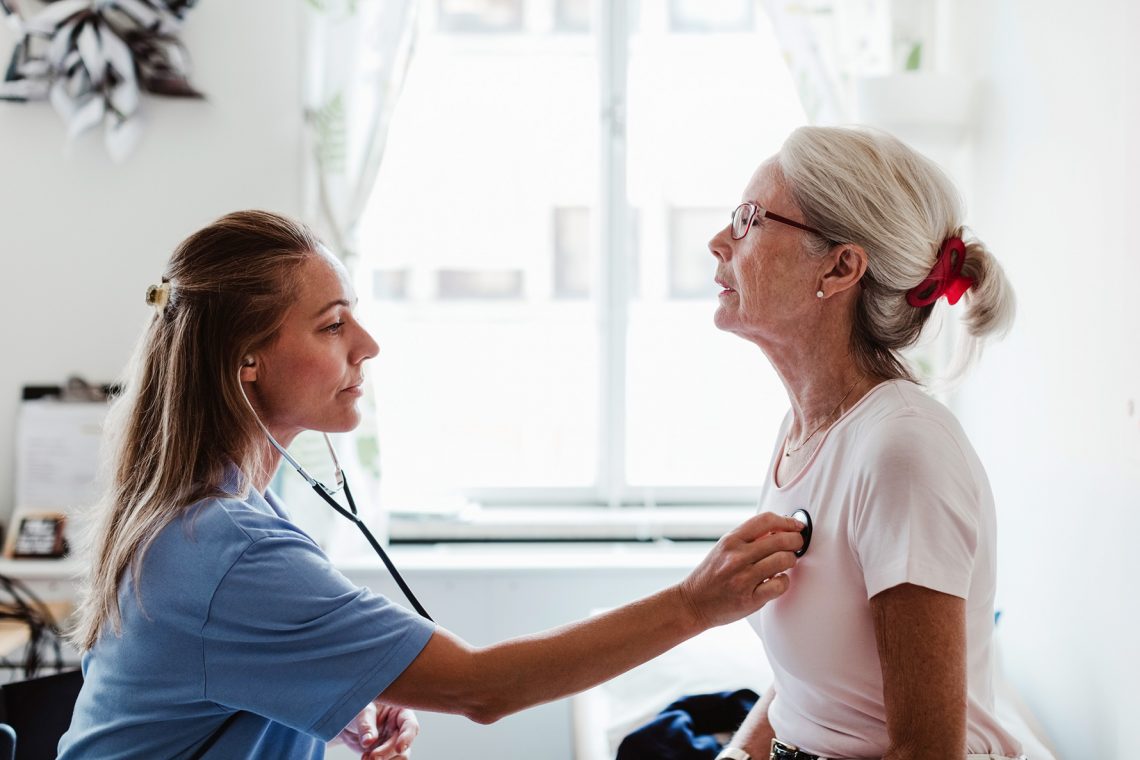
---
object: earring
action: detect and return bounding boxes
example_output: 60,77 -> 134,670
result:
816,290 -> 824,299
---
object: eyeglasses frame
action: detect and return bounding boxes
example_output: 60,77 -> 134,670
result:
731,201 -> 830,241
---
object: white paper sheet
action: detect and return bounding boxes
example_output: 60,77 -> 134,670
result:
15,400 -> 108,512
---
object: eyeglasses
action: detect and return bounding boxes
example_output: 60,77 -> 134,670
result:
730,201 -> 828,241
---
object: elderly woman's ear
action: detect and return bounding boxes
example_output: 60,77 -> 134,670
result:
817,244 -> 868,299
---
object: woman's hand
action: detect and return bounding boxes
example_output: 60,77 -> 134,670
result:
678,512 -> 804,629
333,702 -> 419,759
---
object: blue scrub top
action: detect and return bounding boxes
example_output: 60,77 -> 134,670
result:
58,475 -> 435,759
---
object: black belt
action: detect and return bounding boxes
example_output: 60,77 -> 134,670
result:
770,739 -> 822,760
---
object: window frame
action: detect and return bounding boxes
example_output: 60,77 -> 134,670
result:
380,0 -> 781,542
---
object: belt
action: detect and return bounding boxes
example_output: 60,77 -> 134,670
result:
768,742 -> 1026,760
769,739 -> 822,760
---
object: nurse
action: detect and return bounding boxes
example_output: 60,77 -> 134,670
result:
58,210 -> 805,760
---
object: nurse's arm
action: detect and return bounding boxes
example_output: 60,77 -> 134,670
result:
379,512 -> 804,724
871,582 -> 966,759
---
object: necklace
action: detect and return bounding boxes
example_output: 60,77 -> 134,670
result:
784,379 -> 860,458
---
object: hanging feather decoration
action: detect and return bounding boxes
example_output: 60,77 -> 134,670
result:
0,0 -> 202,160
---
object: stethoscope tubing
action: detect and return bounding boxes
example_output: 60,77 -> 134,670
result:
311,477 -> 433,621
240,384 -> 433,621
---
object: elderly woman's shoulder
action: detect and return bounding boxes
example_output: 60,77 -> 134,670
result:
849,380 -> 974,462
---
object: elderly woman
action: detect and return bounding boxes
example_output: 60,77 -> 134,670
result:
709,127 -> 1028,760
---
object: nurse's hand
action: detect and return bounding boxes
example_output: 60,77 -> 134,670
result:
677,511 -> 804,629
335,701 -> 419,759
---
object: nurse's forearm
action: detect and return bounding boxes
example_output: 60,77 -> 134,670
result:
476,584 -> 707,720
380,512 -> 802,722
383,583 -> 702,724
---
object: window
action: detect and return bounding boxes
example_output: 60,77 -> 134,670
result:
437,269 -> 525,299
668,0 -> 754,33
372,269 -> 409,300
358,0 -> 808,521
554,0 -> 590,32
552,207 -> 591,299
438,0 -> 524,33
668,208 -> 724,299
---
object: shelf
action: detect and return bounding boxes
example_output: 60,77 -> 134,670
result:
335,540 -> 715,575
0,558 -> 84,581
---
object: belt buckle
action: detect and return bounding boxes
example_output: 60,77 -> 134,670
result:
769,739 -> 802,759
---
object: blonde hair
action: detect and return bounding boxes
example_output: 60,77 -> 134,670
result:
71,210 -> 321,651
778,126 -> 1015,382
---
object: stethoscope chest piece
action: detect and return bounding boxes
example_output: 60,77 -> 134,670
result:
790,508 -> 812,558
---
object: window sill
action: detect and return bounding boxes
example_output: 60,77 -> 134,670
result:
0,557 -> 83,580
334,538 -> 718,574
329,506 -> 757,573
387,505 -> 755,543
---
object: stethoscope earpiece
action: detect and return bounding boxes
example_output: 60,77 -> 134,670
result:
790,508 -> 813,558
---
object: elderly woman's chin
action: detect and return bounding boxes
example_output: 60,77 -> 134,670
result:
712,307 -> 731,333
713,302 -> 746,336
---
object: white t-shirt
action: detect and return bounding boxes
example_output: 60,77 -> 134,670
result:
748,379 -> 1023,758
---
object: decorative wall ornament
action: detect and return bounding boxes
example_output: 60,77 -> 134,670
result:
0,0 -> 203,160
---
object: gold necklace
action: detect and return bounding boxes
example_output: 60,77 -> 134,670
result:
784,379 -> 860,458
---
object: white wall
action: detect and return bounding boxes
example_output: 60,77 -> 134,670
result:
950,1 -> 1140,756
0,2 -> 304,524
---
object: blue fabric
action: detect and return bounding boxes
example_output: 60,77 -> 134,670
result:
617,689 -> 759,760
58,478 -> 435,760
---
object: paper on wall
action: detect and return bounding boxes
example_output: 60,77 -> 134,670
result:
15,400 -> 108,513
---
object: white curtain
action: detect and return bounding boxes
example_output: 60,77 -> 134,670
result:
288,0 -> 420,549
761,0 -> 890,124
302,0 -> 419,266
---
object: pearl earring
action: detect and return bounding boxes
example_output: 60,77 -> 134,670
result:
816,290 -> 824,299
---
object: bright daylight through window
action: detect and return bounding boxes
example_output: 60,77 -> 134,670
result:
356,0 -> 808,522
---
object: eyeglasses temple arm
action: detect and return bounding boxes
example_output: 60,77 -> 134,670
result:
765,210 -> 826,237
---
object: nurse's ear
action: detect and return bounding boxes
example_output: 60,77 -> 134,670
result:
239,355 -> 257,383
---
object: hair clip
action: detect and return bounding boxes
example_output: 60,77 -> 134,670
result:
145,281 -> 171,313
906,237 -> 974,307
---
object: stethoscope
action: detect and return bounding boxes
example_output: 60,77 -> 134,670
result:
240,384 -> 433,621
790,509 -> 813,557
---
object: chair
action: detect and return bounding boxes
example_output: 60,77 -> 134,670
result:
0,669 -> 83,760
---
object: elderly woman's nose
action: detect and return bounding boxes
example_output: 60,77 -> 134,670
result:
709,226 -> 732,260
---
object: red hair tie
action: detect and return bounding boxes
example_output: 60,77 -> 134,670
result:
906,237 -> 975,307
